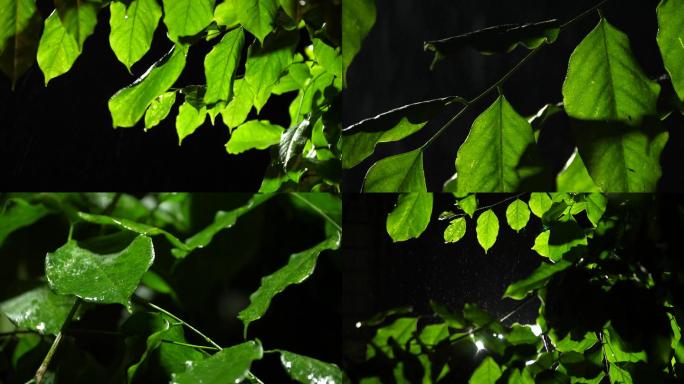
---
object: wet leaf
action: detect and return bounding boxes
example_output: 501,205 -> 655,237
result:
109,0 -> 162,71
279,350 -> 344,384
0,199 -> 50,247
363,149 -> 426,192
144,91 -> 176,129
386,193 -> 432,242
171,341 -> 262,384
0,285 -> 76,335
176,101 -> 207,145
279,120 -> 312,169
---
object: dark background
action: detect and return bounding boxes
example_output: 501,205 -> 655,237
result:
342,193 -> 542,364
0,4 -> 299,190
343,0 -> 684,192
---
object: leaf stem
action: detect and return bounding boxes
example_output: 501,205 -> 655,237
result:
160,339 -> 220,351
441,193 -> 526,221
34,300 -> 80,384
146,302 -> 222,350
291,193 -> 342,232
561,0 -> 611,29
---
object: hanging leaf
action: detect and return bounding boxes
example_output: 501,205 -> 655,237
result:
506,199 -> 530,232
109,0 -> 162,71
657,0 -> 684,102
476,209 -> 499,254
237,0 -> 278,43
0,199 -> 50,247
162,0 -> 214,43
386,193 -> 433,242
238,232 -> 340,336
458,194 -> 478,218
528,192 -> 552,218
226,120 -> 284,154
584,193 -> 607,227
54,0 -> 98,48
0,285 -> 76,335
469,356 -> 502,384
313,38 -> 342,78
0,0 -> 41,87
221,79 -> 253,130
144,91 -> 176,129
363,149 -> 426,192
341,0 -> 376,76
37,11 -> 81,85
279,350 -> 344,384
556,150 -> 601,192
45,235 -> 155,308
444,217 -> 466,244
203,28 -> 244,105
176,101 -> 207,145
454,95 -> 544,192
171,341 -> 263,384
504,260 -> 572,300
279,120 -> 312,169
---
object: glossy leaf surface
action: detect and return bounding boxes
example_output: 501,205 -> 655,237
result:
237,0 -> 278,43
386,193 -> 433,242
279,350 -> 344,384
363,149 -> 426,192
203,28 -> 244,105
657,0 -> 684,102
226,120 -> 284,154
476,209 -> 498,254
279,120 -> 311,169
0,285 -> 76,335
171,341 -> 263,384
162,0 -> 214,42
109,0 -> 162,71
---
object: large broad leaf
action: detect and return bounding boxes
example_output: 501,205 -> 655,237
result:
476,209 -> 498,254
203,28 -> 244,105
171,341 -> 263,384
469,356 -> 502,384
36,10 -> 81,85
0,285 -> 76,335
505,199 -> 530,232
657,0 -> 684,102
341,0 -> 375,76
226,120 -> 284,154
504,260 -> 572,300
109,45 -> 187,128
0,0 -> 40,87
556,150 -> 600,192
54,0 -> 98,48
0,199 -> 50,247
109,0 -> 162,71
238,232 -> 341,336
162,0 -> 214,43
386,193 -> 433,242
341,97 -> 461,169
45,235 -> 155,308
279,350 -> 344,384
363,149 -> 426,192
532,222 -> 587,262
144,91 -> 176,129
313,38 -> 342,78
237,0 -> 278,43
454,95 -> 542,192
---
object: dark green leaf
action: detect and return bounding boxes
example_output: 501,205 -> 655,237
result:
476,209 -> 498,253
279,350 -> 344,384
657,0 -> 684,102
469,356 -> 502,384
171,341 -> 263,384
386,193 -> 433,242
109,0 -> 161,71
0,0 -> 40,87
503,260 -> 572,300
363,149 -> 426,192
430,300 -> 466,329
37,11 -> 81,85
341,0 -> 375,76
0,199 -> 50,247
506,199 -> 530,232
55,0 -> 98,48
0,285 -> 76,335
289,193 -> 341,232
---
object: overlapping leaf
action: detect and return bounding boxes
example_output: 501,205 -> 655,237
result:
363,149 -> 426,192
37,11 -> 81,85
226,120 -> 285,154
386,193 -> 433,242
171,341 -> 263,384
0,198 -> 50,247
341,0 -> 376,76
109,0 -> 162,71
657,0 -> 684,102
504,260 -> 572,300
203,27 -> 244,105
0,285 -> 76,335
279,350 -> 344,384
162,0 -> 214,42
0,0 -> 40,86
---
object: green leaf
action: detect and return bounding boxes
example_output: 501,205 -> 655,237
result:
162,0 -> 214,43
109,46 -> 187,128
221,79 -> 253,130
476,209 -> 499,254
144,91 -> 176,129
506,199 -> 530,232
532,222 -> 587,262
226,120 -> 284,154
176,101 -> 207,145
584,193 -> 607,227
279,350 -> 344,384
204,28 -> 244,105
563,18 -> 660,124
0,199 -> 50,247
454,95 -> 542,192
458,194 -> 478,218
386,193 -> 433,242
289,193 -> 342,232
0,0 -> 35,53
369,317 -> 417,358
503,260 -> 572,300
237,0 -> 278,43
238,232 -> 340,336
528,192 -> 552,218
469,356 -> 502,384
341,0 -> 375,76
658,0 -> 684,102
444,217 -> 466,244
37,10 -> 81,85
0,285 -> 76,335
171,341 -> 263,384
0,0 -> 41,87
279,120 -> 312,169
313,38 -> 342,78
45,235 -> 155,308
363,149 -> 426,192
342,97 -> 459,169
214,0 -> 239,28
54,0 -> 98,48
556,150 -> 600,192
430,300 -> 466,329
109,0 -> 162,71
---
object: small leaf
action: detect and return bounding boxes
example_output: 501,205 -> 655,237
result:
469,356 -> 502,384
279,120 -> 312,169
528,192 -> 552,218
238,232 -> 340,336
444,217 -> 466,243
556,150 -> 600,192
237,0 -> 278,43
363,149 -> 426,192
279,350 -> 344,384
226,120 -> 285,154
176,101 -> 207,145
45,235 -> 155,308
341,0 -> 376,76
503,260 -> 572,300
37,10 -> 81,85
109,0 -> 162,71
657,0 -> 684,102
144,91 -> 176,129
0,285 -> 76,335
162,0 -> 214,43
505,199 -> 530,232
171,341 -> 263,384
458,194 -> 478,218
476,209 -> 498,254
386,193 -> 433,242
203,27 -> 244,105
0,198 -> 50,247
0,0 -> 41,87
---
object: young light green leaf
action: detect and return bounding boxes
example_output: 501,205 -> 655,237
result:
342,97 -> 459,169
37,11 -> 81,85
363,149 -> 427,192
0,0 -> 41,87
469,356 -> 502,384
503,260 -> 572,300
0,285 -> 76,335
279,120 -> 312,169
144,91 -> 176,129
0,199 -> 50,247
454,95 -> 542,192
109,46 -> 187,128
386,193 -> 433,242
171,341 -> 263,384
204,28 -> 244,105
444,217 -> 466,243
341,0 -> 376,76
528,192 -> 552,218
584,193 -> 607,227
458,194 -> 478,218
313,38 -> 342,78
214,0 -> 239,27
476,209 -> 498,254
54,0 -> 98,48
506,199 -> 530,232
238,232 -> 341,336
226,120 -> 284,154
176,101 -> 207,145
237,0 -> 278,43
221,79 -> 253,130
532,223 -> 587,262
162,0 -> 214,43
45,235 -> 155,308
109,0 -> 162,71
556,150 -> 601,192
279,350 -> 344,384
657,0 -> 684,102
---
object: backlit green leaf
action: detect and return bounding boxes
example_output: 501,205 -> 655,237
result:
0,0 -> 40,87
476,209 -> 498,254
221,79 -> 253,130
469,356 -> 502,384
55,0 -> 98,48
528,192 -> 552,218
214,0 -> 239,28
171,341 -> 263,384
506,199 -> 530,232
226,120 -> 284,154
237,0 -> 278,43
584,193 -> 607,227
504,260 -> 572,300
176,101 -> 207,145
556,150 -> 600,192
341,0 -> 375,76
37,11 -> 81,85
109,0 -> 162,71
0,285 -> 76,335
204,28 -> 244,105
0,199 -> 50,247
444,217 -> 466,243
532,222 -> 587,261
144,91 -> 176,129
279,350 -> 344,384
238,232 -> 340,336
386,193 -> 432,242
454,95 -> 542,192
657,0 -> 684,102
45,235 -> 155,308
162,0 -> 214,43
109,46 -> 187,128
363,149 -> 426,192
313,38 -> 342,78
458,194 -> 478,218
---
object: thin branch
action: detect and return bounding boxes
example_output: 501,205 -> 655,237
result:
146,302 -> 222,350
34,300 -> 80,384
291,193 -> 342,232
449,296 -> 536,344
161,339 -> 220,351
440,193 -> 526,221
560,0 -> 611,29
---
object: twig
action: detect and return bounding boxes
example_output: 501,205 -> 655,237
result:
441,193 -> 526,221
34,300 -> 80,384
161,339 -> 220,351
291,193 -> 342,232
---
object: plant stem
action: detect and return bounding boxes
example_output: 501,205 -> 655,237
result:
146,302 -> 222,350
291,193 -> 342,232
34,300 -> 80,384
161,339 -> 220,351
561,0 -> 611,29
440,193 -> 526,221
